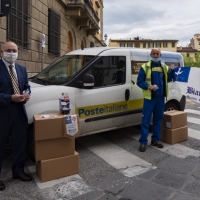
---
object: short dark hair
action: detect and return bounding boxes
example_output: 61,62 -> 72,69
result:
118,60 -> 125,65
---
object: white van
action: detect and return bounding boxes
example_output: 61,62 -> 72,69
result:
26,47 -> 185,157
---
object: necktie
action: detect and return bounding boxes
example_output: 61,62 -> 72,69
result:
9,65 -> 20,94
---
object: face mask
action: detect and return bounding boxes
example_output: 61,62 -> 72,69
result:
3,52 -> 18,63
151,57 -> 160,62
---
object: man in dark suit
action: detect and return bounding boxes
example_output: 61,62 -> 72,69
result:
0,41 -> 32,191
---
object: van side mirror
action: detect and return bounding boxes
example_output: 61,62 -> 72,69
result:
83,74 -> 94,89
76,74 -> 94,89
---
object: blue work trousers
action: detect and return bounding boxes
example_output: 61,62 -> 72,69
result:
139,96 -> 165,145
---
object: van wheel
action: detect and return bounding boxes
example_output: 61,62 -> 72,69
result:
165,102 -> 179,111
26,124 -> 35,162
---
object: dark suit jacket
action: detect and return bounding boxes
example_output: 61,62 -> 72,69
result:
0,59 -> 30,119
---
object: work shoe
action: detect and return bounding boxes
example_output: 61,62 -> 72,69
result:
13,172 -> 32,181
0,180 -> 5,191
139,144 -> 147,152
151,141 -> 164,148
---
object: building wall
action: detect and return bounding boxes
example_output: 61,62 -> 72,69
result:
180,52 -> 196,60
93,0 -> 103,40
109,39 -> 178,52
0,16 -> 7,49
0,0 -> 104,77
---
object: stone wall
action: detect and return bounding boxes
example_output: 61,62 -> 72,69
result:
0,0 -> 104,78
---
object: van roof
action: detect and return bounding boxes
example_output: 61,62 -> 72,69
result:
66,47 -> 182,57
66,47 -> 116,55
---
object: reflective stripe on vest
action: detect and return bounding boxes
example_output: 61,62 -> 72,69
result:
145,63 -> 151,82
119,67 -> 125,72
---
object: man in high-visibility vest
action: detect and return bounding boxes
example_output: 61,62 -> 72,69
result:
137,48 -> 173,152
115,60 -> 126,84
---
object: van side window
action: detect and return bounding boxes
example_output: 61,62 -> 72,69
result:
165,62 -> 180,68
83,56 -> 126,87
131,60 -> 147,84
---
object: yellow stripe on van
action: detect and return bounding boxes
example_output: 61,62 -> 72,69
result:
76,99 -> 143,119
129,99 -> 143,110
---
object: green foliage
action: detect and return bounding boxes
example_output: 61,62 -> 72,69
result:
182,52 -> 200,67
195,52 -> 200,66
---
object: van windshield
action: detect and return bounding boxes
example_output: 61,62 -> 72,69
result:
32,55 -> 95,85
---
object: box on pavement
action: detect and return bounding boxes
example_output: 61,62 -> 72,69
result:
34,114 -> 64,141
36,152 -> 79,182
34,138 -> 75,161
63,114 -> 80,139
161,126 -> 188,144
33,113 -> 75,161
162,110 -> 187,129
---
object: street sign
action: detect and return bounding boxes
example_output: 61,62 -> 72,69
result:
0,0 -> 11,17
42,34 -> 45,48
41,34 -> 45,70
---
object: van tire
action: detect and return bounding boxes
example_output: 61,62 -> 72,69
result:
165,102 -> 179,111
26,124 -> 35,162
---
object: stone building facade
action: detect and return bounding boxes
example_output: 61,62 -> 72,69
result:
0,0 -> 105,77
189,33 -> 200,51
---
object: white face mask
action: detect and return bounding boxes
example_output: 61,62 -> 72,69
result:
151,57 -> 160,62
3,52 -> 18,63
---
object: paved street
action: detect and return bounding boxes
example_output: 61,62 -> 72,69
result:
1,99 -> 200,200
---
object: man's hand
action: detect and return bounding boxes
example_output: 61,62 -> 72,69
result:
148,85 -> 156,91
23,94 -> 30,102
11,94 -> 30,102
169,65 -> 175,70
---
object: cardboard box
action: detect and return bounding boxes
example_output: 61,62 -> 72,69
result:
63,114 -> 80,139
34,114 -> 64,141
162,111 -> 187,129
36,152 -> 79,182
161,126 -> 188,144
34,138 -> 75,161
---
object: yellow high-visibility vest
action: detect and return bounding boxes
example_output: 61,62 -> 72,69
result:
141,60 -> 169,100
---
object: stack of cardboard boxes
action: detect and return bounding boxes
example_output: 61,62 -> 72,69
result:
34,113 -> 79,182
161,110 -> 188,144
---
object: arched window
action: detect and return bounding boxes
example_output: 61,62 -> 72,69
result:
67,31 -> 73,52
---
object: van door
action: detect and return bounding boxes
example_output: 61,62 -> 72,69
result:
75,56 -> 131,135
125,50 -> 149,125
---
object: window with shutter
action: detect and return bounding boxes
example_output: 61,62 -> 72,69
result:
48,8 -> 61,57
6,0 -> 30,49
